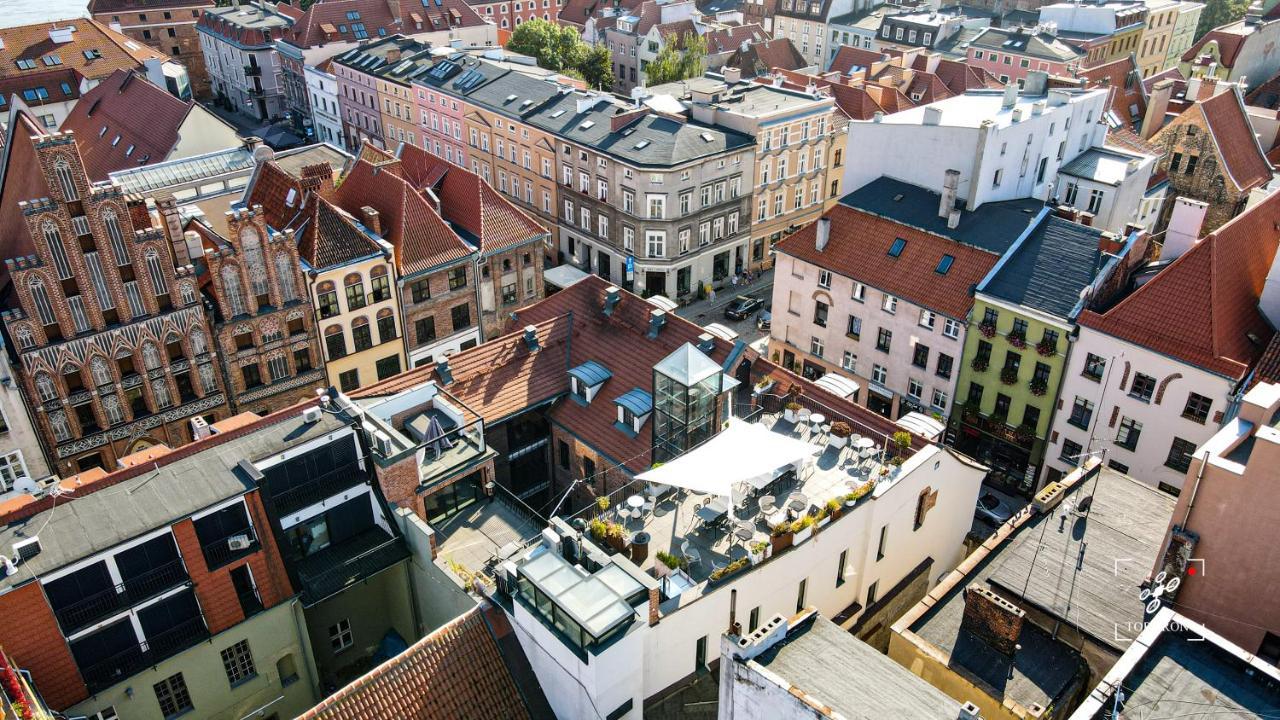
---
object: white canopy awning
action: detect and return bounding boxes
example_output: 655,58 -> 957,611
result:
637,419 -> 823,498
896,412 -> 945,441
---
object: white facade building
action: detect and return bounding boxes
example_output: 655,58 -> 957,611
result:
1057,146 -> 1159,232
842,84 -> 1117,210
304,62 -> 344,146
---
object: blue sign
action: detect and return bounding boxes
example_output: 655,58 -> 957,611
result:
625,255 -> 635,274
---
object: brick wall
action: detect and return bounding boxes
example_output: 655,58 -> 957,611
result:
401,262 -> 476,357
478,243 -> 545,340
374,456 -> 421,511
0,583 -> 87,710
548,424 -> 634,513
1153,106 -> 1252,233
960,584 -> 1026,656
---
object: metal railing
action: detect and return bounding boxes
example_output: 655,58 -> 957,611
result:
53,560 -> 189,634
268,463 -> 365,516
78,616 -> 209,692
297,537 -> 405,604
199,526 -> 259,570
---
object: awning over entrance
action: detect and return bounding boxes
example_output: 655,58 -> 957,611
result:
896,412 -> 945,441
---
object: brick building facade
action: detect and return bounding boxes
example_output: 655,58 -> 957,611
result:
191,207 -> 326,415
89,0 -> 216,98
0,124 -> 229,475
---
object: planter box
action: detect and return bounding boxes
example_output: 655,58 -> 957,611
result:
794,526 -> 813,544
784,408 -> 798,423
770,533 -> 793,554
816,515 -> 832,529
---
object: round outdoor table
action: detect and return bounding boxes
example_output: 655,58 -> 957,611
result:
855,437 -> 876,450
627,494 -> 644,510
759,494 -> 776,513
734,523 -> 754,543
787,494 -> 808,513
809,413 -> 826,429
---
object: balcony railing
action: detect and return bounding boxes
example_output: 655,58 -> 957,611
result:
200,525 -> 260,570
78,616 -> 209,693
53,559 -> 189,634
268,463 -> 365,516
244,64 -> 262,76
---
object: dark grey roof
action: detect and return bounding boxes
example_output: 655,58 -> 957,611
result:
969,26 -> 1081,62
1058,146 -> 1143,186
1087,625 -> 1280,719
982,214 -> 1106,318
911,469 -> 1176,709
752,614 -> 962,718
0,411 -> 349,593
840,177 -> 1044,255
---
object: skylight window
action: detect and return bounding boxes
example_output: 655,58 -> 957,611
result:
634,139 -> 650,149
700,132 -> 714,142
549,109 -> 565,118
505,93 -> 518,102
83,49 -> 102,60
111,135 -> 121,146
285,188 -> 297,207
579,120 -> 595,130
15,59 -> 36,70
42,54 -> 62,66
936,254 -> 954,274
99,126 -> 107,137
888,237 -> 907,257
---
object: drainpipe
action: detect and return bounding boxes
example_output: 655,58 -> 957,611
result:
1181,449 -> 1211,529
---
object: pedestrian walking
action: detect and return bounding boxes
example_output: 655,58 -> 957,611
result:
709,285 -> 717,303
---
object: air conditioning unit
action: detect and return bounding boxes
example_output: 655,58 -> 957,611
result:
227,533 -> 253,551
372,430 -> 393,457
495,560 -> 519,596
301,406 -> 321,424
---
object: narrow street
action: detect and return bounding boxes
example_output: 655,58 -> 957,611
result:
672,268 -> 774,351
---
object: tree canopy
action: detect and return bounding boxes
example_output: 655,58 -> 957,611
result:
507,18 -> 614,88
1196,0 -> 1250,38
644,32 -> 707,86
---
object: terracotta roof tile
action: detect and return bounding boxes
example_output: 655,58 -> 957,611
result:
775,204 -> 997,320
829,46 -> 887,75
1197,89 -> 1273,192
725,38 -> 807,78
704,23 -> 769,54
1180,25 -> 1250,66
1078,190 -> 1280,378
1080,56 -> 1145,130
0,110 -> 58,290
300,607 -> 532,720
913,55 -> 1002,93
58,69 -> 194,180
299,198 -> 384,269
0,18 -> 166,93
286,0 -> 399,48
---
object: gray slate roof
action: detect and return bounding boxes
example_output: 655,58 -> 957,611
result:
0,411 -> 348,593
840,177 -> 1044,256
1058,146 -> 1144,186
911,468 -> 1176,709
753,613 -> 962,718
982,213 -> 1106,319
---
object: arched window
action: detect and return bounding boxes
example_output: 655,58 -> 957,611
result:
324,324 -> 347,360
142,341 -> 162,370
222,265 -> 247,317
34,372 -> 57,402
239,228 -> 269,297
145,248 -> 169,294
53,158 -> 78,201
102,208 -> 129,264
370,264 -> 390,302
28,276 -> 56,326
43,221 -> 72,279
90,357 -> 112,387
345,273 -> 366,310
275,253 -> 298,302
351,315 -> 373,351
151,377 -> 173,409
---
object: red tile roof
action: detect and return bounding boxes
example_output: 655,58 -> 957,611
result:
58,69 -> 196,180
299,197 -> 384,269
0,110 -> 56,290
775,204 -> 997,319
1079,56 -> 1146,130
829,46 -> 887,75
88,0 -> 213,12
1197,88 -> 1273,192
285,0 -> 400,48
396,143 -> 546,255
331,153 -> 473,277
911,54 -> 1001,94
1180,24 -> 1250,66
0,18 -> 166,92
1078,190 -> 1280,379
394,0 -> 487,31
725,38 -> 808,78
299,606 -> 532,720
1246,68 -> 1280,110
704,23 -> 769,54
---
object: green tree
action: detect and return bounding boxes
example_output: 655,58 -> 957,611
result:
580,45 -> 615,90
1196,0 -> 1251,38
507,18 -> 587,72
644,32 -> 707,85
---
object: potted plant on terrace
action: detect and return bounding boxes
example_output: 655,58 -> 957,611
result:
784,401 -> 802,423
828,421 -> 852,449
655,550 -> 688,575
892,430 -> 912,455
770,522 -> 794,554
749,540 -> 769,565
755,377 -> 775,396
792,514 -> 816,543
709,558 -> 750,583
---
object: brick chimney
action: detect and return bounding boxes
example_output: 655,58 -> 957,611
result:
960,585 -> 1025,656
299,162 -> 334,196
360,206 -> 382,236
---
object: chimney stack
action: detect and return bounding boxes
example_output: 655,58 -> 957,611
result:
603,286 -> 621,316
960,585 -> 1025,656
360,206 -> 382,236
1141,78 -> 1174,139
923,106 -> 943,125
1163,197 -> 1208,260
815,217 -> 831,251
723,66 -> 742,84
939,169 -> 960,220
1002,83 -> 1018,109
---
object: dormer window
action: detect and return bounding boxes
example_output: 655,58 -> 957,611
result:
614,389 -> 653,437
568,360 -> 612,405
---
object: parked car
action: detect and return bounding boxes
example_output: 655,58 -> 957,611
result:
975,493 -> 1014,525
757,305 -> 771,330
724,295 -> 764,320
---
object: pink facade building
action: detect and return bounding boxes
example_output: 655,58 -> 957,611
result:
966,27 -> 1083,86
413,74 -> 471,167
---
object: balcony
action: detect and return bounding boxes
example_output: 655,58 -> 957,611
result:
52,559 -> 189,635
244,64 -> 262,77
267,462 -> 366,517
294,527 -> 409,606
78,616 -> 209,693
199,525 -> 260,571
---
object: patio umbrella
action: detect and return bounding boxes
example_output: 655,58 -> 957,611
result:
422,415 -> 455,456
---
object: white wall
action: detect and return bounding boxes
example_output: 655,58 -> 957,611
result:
842,90 -> 1109,209
1046,326 -> 1236,493
1057,155 -> 1155,234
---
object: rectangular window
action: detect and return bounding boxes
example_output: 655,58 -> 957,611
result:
329,619 -> 354,652
1061,438 -> 1083,463
153,674 -> 193,718
866,580 -> 879,606
936,353 -> 953,379
696,635 -> 708,669
919,309 -> 935,329
881,294 -> 897,313
1183,392 -> 1212,423
876,524 -> 887,561
1068,396 -> 1094,429
451,303 -> 471,331
993,393 -> 1011,420
220,640 -> 256,686
846,315 -> 861,339
872,364 -> 887,384
810,336 -> 824,358
912,343 -> 929,368
1116,416 -> 1142,450
415,316 -> 436,343
836,549 -> 848,586
943,318 -> 960,338
1165,436 -> 1196,473
448,266 -> 467,291
796,578 -> 807,612
1129,373 -> 1156,401
813,301 -> 828,327
876,328 -> 892,352
318,290 -> 340,318
1083,353 -> 1106,380
345,280 -> 366,310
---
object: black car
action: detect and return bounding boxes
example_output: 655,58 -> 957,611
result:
724,295 -> 764,320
